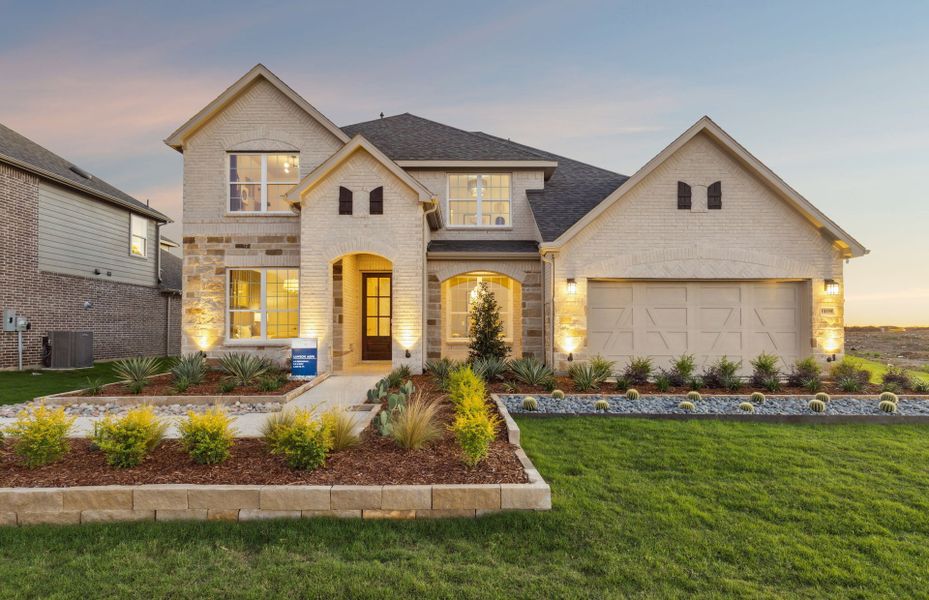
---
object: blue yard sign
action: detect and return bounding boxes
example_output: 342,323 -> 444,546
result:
291,338 -> 318,379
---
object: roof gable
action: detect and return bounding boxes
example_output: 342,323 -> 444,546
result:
544,116 -> 868,258
165,64 -> 350,151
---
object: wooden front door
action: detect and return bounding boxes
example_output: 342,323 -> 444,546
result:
362,273 -> 392,361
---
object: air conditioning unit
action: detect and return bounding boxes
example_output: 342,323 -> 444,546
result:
45,331 -> 93,369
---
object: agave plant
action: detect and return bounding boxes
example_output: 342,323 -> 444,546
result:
507,357 -> 554,387
471,356 -> 508,382
171,353 -> 207,386
588,355 -> 616,385
218,353 -> 270,387
112,356 -> 162,387
568,362 -> 599,393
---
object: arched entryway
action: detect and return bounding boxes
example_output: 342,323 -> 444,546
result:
332,252 -> 393,372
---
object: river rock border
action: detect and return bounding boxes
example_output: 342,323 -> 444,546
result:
0,398 -> 550,526
37,373 -> 329,407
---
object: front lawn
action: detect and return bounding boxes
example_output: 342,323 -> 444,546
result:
2,418 -> 928,598
845,355 -> 928,385
0,358 -> 174,405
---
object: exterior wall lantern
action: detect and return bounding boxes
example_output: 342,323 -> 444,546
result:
566,278 -> 577,295
824,280 -> 840,296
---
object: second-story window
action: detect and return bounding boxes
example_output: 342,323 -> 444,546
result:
129,214 -> 148,257
228,152 -> 299,213
447,174 -> 511,227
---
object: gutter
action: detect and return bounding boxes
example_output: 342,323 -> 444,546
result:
426,251 -> 540,260
156,223 -> 163,285
421,198 -> 440,370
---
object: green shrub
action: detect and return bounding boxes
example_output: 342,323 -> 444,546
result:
750,353 -> 781,388
384,368 -> 406,389
803,377 -> 823,394
507,357 -> 554,387
171,353 -> 207,386
113,356 -> 161,389
626,389 -> 640,400
451,410 -> 500,467
880,391 -> 899,404
218,353 -> 270,387
837,375 -> 863,393
614,376 -> 631,392
218,379 -> 236,394
703,357 -> 741,389
687,376 -> 704,392
468,281 -> 509,362
808,399 -> 826,413
321,407 -> 359,451
831,359 -> 871,386
262,409 -> 331,470
913,379 -> 929,394
879,400 -> 897,414
551,389 -> 565,400
882,365 -> 912,391
787,357 -> 822,389
93,406 -> 167,468
178,407 -> 235,465
424,358 -> 462,390
390,395 -> 441,449
622,356 -> 653,386
654,374 -> 671,393
750,391 -> 766,404
668,354 -> 696,387
471,356 -> 508,382
761,375 -> 782,393
678,401 -> 695,411
257,375 -> 284,392
522,396 -> 538,411
882,382 -> 901,394
687,390 -> 702,402
6,404 -> 75,468
395,364 -> 413,381
815,392 -> 831,403
84,378 -> 105,396
594,399 -> 609,412
588,355 -> 616,384
569,362 -> 600,392
738,402 -> 755,413
170,377 -> 190,394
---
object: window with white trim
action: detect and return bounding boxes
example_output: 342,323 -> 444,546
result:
447,174 -> 511,227
228,269 -> 299,340
228,153 -> 299,212
445,273 -> 514,342
130,214 -> 148,257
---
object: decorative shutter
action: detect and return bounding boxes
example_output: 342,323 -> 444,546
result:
369,186 -> 383,215
338,186 -> 353,215
677,181 -> 692,209
707,181 -> 722,209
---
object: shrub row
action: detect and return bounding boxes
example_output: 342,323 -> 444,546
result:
447,367 -> 500,467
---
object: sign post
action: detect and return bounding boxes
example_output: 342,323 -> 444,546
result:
291,338 -> 318,380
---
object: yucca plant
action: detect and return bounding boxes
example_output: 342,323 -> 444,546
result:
471,356 -> 508,382
112,356 -> 161,388
218,353 -> 270,387
508,357 -> 554,387
589,355 -> 616,385
171,353 -> 207,386
390,394 -> 441,450
569,362 -> 600,392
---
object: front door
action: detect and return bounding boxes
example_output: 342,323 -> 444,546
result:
362,273 -> 392,360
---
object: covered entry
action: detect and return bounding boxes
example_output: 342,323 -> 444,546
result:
332,253 -> 393,371
586,280 -> 809,373
362,273 -> 391,360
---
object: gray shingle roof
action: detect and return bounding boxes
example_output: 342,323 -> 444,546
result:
341,113 -> 545,161
427,239 -> 539,254
470,132 -> 629,242
159,249 -> 183,292
0,123 -> 169,222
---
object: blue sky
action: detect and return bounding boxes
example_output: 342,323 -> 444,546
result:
1,1 -> 927,324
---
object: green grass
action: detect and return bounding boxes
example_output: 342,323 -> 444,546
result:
845,355 -> 928,385
3,417 -> 929,598
0,358 -> 174,405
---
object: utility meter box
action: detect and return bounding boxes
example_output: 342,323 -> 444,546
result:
16,316 -> 30,331
3,309 -> 16,332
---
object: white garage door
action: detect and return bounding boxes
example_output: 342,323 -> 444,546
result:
587,281 -> 807,374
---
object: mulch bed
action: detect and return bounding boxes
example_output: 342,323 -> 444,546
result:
62,371 -> 305,398
0,392 -> 527,488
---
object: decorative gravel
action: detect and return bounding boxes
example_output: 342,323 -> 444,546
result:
0,401 -> 283,419
500,394 -> 929,417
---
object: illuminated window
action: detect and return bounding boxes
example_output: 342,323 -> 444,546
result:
447,174 -> 510,227
130,214 -> 148,257
228,153 -> 299,212
445,273 -> 514,342
228,269 -> 299,340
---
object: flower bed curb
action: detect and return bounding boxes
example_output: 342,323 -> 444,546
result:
0,397 -> 550,526
36,373 -> 329,406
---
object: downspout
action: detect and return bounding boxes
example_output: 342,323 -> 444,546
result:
155,222 -> 163,284
421,197 -> 439,372
540,250 -> 556,368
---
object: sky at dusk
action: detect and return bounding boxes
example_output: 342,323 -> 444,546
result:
1,1 -> 927,325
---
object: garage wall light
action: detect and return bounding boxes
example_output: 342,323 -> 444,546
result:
824,280 -> 840,296
566,278 -> 577,295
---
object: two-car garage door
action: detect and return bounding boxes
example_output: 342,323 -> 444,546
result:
587,281 -> 808,374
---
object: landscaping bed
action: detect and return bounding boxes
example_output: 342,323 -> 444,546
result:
0,400 -> 283,419
57,371 -> 306,399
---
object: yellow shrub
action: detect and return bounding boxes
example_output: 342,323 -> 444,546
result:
6,404 -> 75,468
179,407 -> 236,465
93,406 -> 167,468
450,410 -> 500,467
447,367 -> 486,411
262,409 -> 332,470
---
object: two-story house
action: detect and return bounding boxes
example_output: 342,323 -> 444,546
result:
0,124 -> 181,370
167,65 -> 867,376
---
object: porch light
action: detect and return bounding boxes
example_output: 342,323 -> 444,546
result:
566,279 -> 577,295
824,280 -> 840,296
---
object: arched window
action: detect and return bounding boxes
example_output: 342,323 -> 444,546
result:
708,181 -> 722,209
677,181 -> 691,209
338,186 -> 353,215
369,186 -> 383,215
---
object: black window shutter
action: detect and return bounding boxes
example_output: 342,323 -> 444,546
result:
677,181 -> 692,209
708,181 -> 722,209
369,186 -> 383,215
338,186 -> 353,215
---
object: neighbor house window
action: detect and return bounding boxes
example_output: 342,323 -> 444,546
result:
130,214 -> 148,257
228,268 -> 299,340
446,273 -> 514,342
228,153 -> 299,212
447,174 -> 511,227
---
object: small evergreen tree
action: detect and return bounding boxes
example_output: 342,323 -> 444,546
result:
468,282 -> 508,361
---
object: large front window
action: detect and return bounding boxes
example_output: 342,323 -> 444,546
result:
228,153 -> 299,213
228,269 -> 299,340
446,273 -> 514,342
447,174 -> 511,227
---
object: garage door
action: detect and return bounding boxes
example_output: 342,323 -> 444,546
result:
587,281 -> 807,374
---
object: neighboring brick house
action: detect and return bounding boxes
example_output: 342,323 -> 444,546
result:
0,124 -> 181,370
166,64 -> 867,376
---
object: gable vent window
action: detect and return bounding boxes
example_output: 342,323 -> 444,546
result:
677,181 -> 692,209
338,186 -> 353,215
369,186 -> 384,215
707,181 -> 722,209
